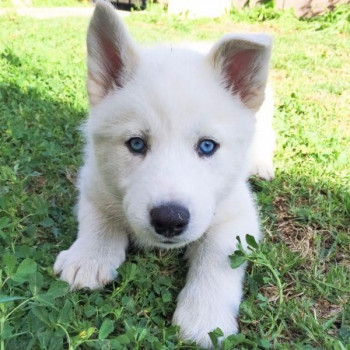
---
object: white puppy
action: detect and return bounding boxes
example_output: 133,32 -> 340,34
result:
54,2 -> 274,348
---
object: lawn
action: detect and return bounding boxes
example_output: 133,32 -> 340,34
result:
0,3 -> 349,349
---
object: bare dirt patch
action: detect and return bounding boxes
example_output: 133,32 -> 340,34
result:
273,196 -> 316,259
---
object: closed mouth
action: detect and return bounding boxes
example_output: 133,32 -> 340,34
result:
163,240 -> 177,244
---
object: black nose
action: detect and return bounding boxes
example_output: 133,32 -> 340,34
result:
150,203 -> 190,238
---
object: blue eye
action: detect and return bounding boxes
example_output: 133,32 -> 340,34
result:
127,137 -> 147,154
197,139 -> 218,156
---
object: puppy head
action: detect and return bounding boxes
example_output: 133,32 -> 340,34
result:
85,1 -> 272,248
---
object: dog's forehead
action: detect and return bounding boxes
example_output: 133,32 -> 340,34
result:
130,46 -> 238,125
135,48 -> 206,100
139,45 -> 207,74
90,45 -> 248,140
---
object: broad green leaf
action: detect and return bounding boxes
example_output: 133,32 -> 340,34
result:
46,280 -> 69,298
16,245 -> 34,258
48,309 -> 59,324
208,327 -> 224,349
116,334 -> 130,345
161,289 -> 172,303
31,306 -> 50,326
137,328 -> 148,342
3,254 -> 17,276
37,331 -> 51,348
98,319 -> 114,340
34,294 -> 57,308
109,339 -> 123,349
40,217 -> 54,228
119,262 -> 138,282
248,275 -> 259,294
84,305 -> 96,318
225,333 -> 247,346
0,218 -> 11,234
48,335 -> 63,350
11,258 -> 37,283
257,293 -> 268,302
229,251 -> 246,269
165,325 -> 178,337
58,300 -> 72,324
29,271 -> 44,296
246,234 -> 259,249
121,295 -> 135,311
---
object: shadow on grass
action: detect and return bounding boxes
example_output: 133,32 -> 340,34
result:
0,82 -> 85,170
0,81 -> 85,251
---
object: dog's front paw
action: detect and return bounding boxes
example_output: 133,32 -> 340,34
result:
54,245 -> 122,290
172,287 -> 239,349
250,158 -> 275,181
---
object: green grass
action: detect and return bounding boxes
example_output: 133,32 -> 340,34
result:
0,4 -> 350,349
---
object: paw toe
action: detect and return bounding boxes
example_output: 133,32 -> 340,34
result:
53,252 -> 117,290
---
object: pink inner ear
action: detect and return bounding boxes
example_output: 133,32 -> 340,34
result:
98,31 -> 123,90
225,49 -> 258,102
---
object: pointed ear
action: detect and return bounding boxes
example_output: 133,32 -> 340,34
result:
87,1 -> 139,106
208,34 -> 272,111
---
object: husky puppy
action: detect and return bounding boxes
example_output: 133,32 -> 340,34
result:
54,1 -> 274,347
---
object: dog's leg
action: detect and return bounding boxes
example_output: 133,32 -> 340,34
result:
249,84 -> 275,180
54,193 -> 128,290
173,187 -> 259,348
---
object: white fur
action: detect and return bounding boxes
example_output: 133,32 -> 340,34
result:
249,84 -> 276,180
54,2 -> 275,348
